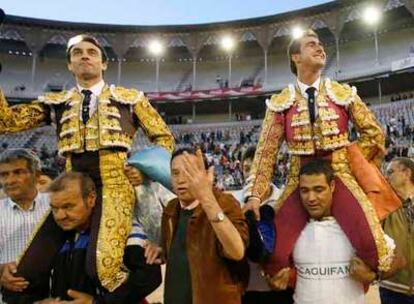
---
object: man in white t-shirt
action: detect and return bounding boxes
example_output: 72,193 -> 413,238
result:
267,159 -> 395,304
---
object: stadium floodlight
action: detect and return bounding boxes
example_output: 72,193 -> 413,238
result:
362,6 -> 382,25
220,35 -> 236,88
221,36 -> 235,52
292,26 -> 304,39
148,40 -> 164,56
148,39 -> 164,92
362,5 -> 382,65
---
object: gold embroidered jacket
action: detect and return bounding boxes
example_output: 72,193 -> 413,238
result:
0,85 -> 175,155
0,85 -> 175,291
246,78 -> 385,201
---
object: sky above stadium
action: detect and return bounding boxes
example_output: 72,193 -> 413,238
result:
2,0 -> 332,25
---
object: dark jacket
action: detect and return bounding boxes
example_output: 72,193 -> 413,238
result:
380,205 -> 414,294
2,229 -> 161,304
161,190 -> 250,304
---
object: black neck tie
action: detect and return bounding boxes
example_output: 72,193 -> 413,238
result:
306,87 -> 317,124
81,89 -> 92,123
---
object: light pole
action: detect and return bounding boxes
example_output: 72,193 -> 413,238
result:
263,49 -> 268,87
220,36 -> 236,88
362,6 -> 382,65
374,29 -> 379,65
192,55 -> 197,89
148,40 -> 164,92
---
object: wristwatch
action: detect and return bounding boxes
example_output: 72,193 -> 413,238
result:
210,211 -> 226,223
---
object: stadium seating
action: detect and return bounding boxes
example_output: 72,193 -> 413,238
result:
2,27 -> 413,98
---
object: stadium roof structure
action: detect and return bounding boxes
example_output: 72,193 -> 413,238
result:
0,0 -> 413,102
3,1 -> 411,48
2,1 -> 412,45
3,2 -> 345,32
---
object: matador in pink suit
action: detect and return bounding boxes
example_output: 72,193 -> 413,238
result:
243,30 -> 401,277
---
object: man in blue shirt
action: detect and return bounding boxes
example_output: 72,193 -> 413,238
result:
2,172 -> 161,304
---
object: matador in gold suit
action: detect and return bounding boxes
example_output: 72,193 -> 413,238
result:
245,77 -> 401,277
0,35 -> 174,294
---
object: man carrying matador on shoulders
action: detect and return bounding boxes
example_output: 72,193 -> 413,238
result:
0,34 -> 174,298
243,29 -> 401,278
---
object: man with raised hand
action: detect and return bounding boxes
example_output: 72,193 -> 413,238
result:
146,148 -> 249,304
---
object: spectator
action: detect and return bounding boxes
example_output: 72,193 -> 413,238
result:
3,172 -> 161,303
381,157 -> 414,303
0,149 -> 50,303
36,167 -> 59,193
408,144 -> 414,158
231,146 -> 290,304
216,75 -> 223,88
146,148 -> 249,304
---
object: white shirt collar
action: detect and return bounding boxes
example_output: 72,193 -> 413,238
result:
297,77 -> 321,98
77,79 -> 105,97
7,191 -> 40,211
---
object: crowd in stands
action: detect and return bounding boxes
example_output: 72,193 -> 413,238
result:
216,75 -> 229,89
174,124 -> 289,190
370,96 -> 414,162
164,112 -> 253,125
390,91 -> 414,102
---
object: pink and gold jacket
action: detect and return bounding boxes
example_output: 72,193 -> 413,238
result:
246,78 -> 399,273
